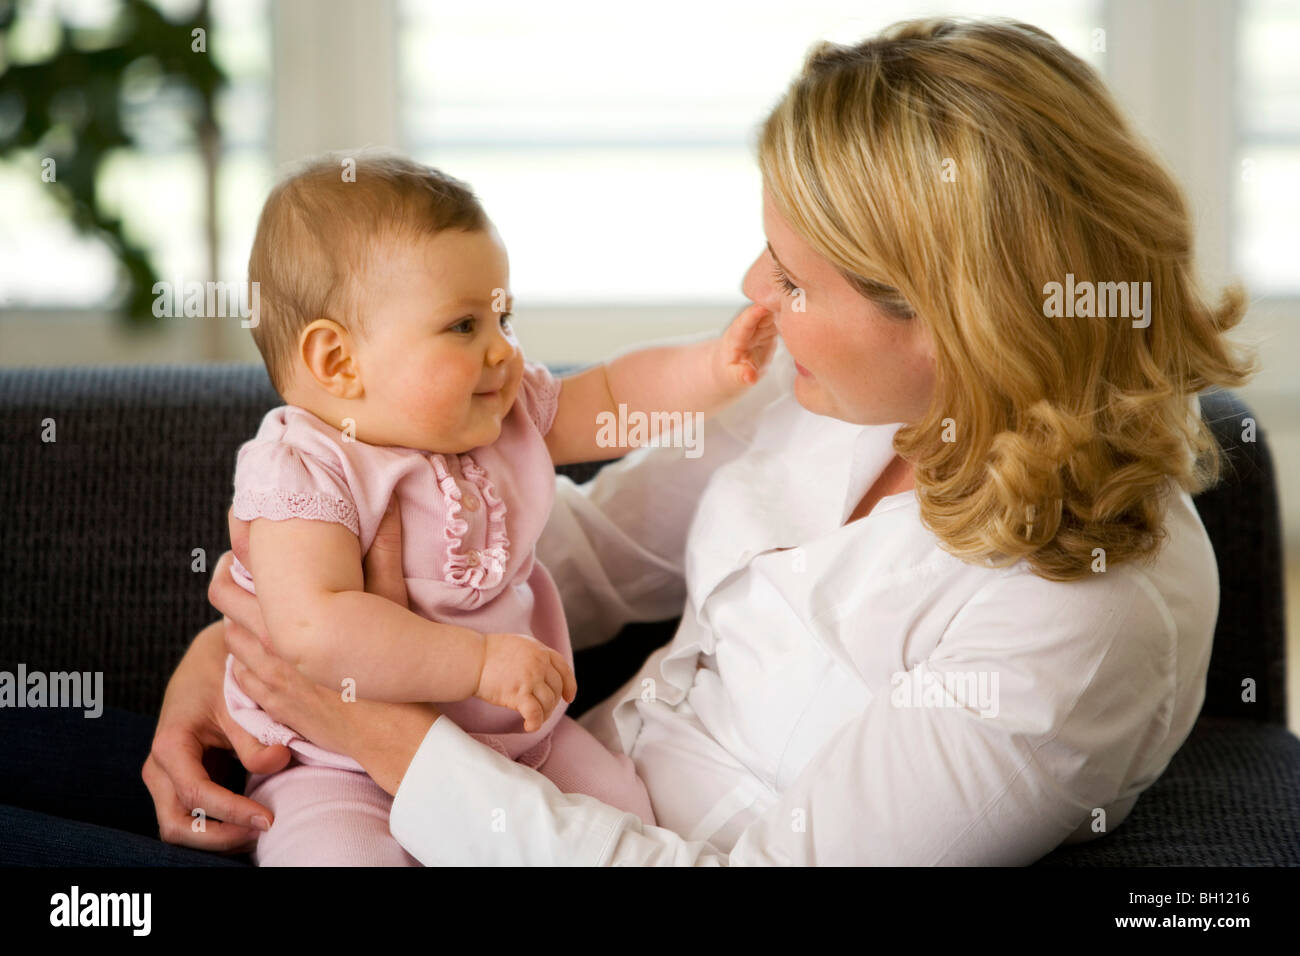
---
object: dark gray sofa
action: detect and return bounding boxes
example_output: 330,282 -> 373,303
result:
1,363 -> 1296,865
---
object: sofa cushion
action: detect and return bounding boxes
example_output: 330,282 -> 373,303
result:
0,367 -> 1286,728
1036,717 -> 1300,865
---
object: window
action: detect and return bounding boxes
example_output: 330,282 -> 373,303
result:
0,0 -> 272,309
1237,0 -> 1300,295
398,0 -> 1103,306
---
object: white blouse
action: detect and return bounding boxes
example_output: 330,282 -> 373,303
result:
389,343 -> 1218,865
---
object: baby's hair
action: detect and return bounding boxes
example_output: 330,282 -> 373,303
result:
247,149 -> 489,395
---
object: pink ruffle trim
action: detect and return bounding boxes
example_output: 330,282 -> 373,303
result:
430,451 -> 510,589
231,488 -> 360,537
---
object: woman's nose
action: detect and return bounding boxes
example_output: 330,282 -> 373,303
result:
741,252 -> 779,311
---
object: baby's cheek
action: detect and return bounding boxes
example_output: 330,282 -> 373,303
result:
402,380 -> 457,425
507,355 -> 526,395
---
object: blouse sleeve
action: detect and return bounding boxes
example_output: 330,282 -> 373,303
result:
535,342 -> 797,650
230,439 -> 360,538
389,569 -> 1181,865
517,360 -> 562,436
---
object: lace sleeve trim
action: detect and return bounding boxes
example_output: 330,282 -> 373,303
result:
231,488 -> 361,537
521,364 -> 561,435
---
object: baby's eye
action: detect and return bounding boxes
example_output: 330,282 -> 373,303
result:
449,317 -> 475,334
500,311 -> 513,330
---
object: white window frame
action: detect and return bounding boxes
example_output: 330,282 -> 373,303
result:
272,0 -> 1272,364
6,1 -> 1292,371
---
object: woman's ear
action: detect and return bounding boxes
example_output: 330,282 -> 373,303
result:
299,319 -> 364,399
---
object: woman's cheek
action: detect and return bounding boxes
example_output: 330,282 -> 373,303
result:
774,304 -> 808,352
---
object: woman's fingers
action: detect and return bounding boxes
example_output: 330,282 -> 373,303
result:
227,624 -> 316,735
229,657 -> 274,718
142,620 -> 278,852
143,753 -> 260,853
210,548 -> 233,593
208,551 -> 269,645
225,620 -> 286,705
229,656 -> 301,739
227,614 -> 354,758
228,507 -> 252,569
364,496 -> 409,608
144,728 -> 271,851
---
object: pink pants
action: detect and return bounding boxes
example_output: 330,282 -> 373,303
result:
245,714 -> 656,866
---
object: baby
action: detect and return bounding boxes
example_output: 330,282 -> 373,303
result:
222,151 -> 776,865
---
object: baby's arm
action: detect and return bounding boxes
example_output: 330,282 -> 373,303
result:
246,516 -> 573,729
544,303 -> 776,466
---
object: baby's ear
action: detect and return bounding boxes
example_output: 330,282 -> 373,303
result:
299,319 -> 363,399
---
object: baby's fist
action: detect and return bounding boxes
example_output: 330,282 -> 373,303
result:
475,632 -> 576,733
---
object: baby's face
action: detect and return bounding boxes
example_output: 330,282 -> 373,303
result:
352,224 -> 524,454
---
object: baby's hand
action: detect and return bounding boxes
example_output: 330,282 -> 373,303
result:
717,303 -> 778,390
475,632 -> 576,733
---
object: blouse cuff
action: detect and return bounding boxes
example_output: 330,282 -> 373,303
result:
389,715 -> 624,866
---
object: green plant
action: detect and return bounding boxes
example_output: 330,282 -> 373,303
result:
0,0 -> 224,323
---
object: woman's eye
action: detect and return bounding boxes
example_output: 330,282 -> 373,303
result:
772,267 -> 799,296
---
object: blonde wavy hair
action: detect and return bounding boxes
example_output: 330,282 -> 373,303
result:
759,16 -> 1259,581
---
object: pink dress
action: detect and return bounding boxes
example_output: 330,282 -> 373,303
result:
223,361 -> 654,865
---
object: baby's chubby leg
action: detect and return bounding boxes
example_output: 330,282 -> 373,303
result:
246,761 -> 421,867
536,716 -> 657,828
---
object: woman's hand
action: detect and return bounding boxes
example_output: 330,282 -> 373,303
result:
144,498 -> 423,848
226,621 -> 441,796
717,302 -> 778,388
141,618 -> 290,851
222,496 -> 439,796
143,501 -> 305,851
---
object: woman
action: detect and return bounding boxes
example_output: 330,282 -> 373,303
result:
145,16 -> 1255,864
